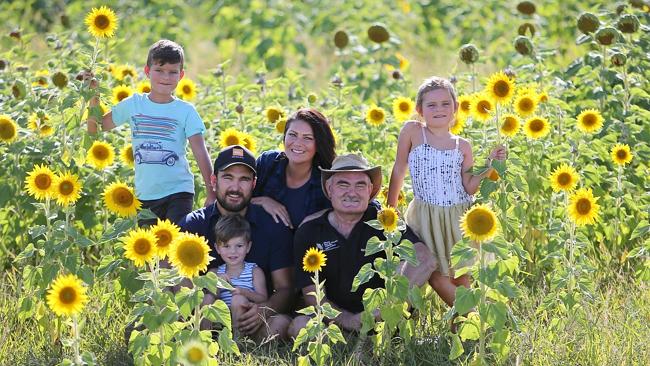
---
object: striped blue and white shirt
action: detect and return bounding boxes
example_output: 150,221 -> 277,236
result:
217,261 -> 258,307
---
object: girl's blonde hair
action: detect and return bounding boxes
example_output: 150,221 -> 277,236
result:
415,76 -> 458,111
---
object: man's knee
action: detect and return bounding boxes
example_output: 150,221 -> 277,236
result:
288,315 -> 311,339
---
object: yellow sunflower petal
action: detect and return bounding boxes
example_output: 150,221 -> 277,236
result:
53,172 -> 82,206
549,164 -> 579,192
0,115 -> 19,143
25,164 -> 56,201
123,228 -> 158,267
523,116 -> 550,139
85,6 -> 118,38
86,140 -> 115,170
485,71 -> 515,104
46,274 -> 88,317
611,144 -> 633,166
169,233 -> 212,278
219,128 -> 244,148
103,181 -> 141,217
568,188 -> 600,226
302,247 -> 327,273
392,97 -> 415,122
176,78 -> 197,101
460,204 -> 499,243
377,207 -> 399,232
150,219 -> 181,258
576,109 -> 604,133
366,106 -> 386,126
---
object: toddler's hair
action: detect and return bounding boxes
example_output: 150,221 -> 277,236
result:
214,214 -> 251,245
415,76 -> 458,111
146,39 -> 184,69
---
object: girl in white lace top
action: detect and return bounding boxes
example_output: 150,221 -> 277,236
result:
387,76 -> 506,309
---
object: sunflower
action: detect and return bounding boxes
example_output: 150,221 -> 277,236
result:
85,6 -> 118,38
385,52 -> 410,71
176,78 -> 197,100
25,164 -> 56,200
103,181 -> 141,217
86,140 -> 115,170
32,70 -> 49,87
485,71 -> 515,104
123,228 -> 158,267
450,115 -> 465,135
377,207 -> 399,232
169,233 -> 212,278
52,172 -> 82,206
470,94 -> 493,122
576,109 -> 603,133
568,188 -> 600,226
150,219 -> 180,258
46,274 -> 88,317
117,65 -> 137,81
500,114 -> 520,137
120,144 -> 134,168
379,187 -> 406,207
487,168 -> 500,181
457,95 -> 472,118
219,128 -> 244,148
275,119 -> 287,134
549,164 -> 579,192
302,247 -> 327,273
28,113 -> 54,137
112,85 -> 133,104
0,115 -> 18,143
179,339 -> 209,366
392,97 -> 415,122
241,132 -> 257,153
265,106 -> 283,123
460,204 -> 499,243
513,94 -> 537,117
136,81 -> 151,94
611,144 -> 633,165
524,116 -> 550,139
538,91 -> 549,104
366,106 -> 386,126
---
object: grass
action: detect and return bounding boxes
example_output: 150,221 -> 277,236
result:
2,271 -> 648,365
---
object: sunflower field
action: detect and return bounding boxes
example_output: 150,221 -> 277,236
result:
1,0 -> 649,365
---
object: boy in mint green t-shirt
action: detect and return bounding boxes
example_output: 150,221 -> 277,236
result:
86,39 -> 215,224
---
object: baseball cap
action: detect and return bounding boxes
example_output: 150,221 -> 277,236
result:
213,145 -> 256,175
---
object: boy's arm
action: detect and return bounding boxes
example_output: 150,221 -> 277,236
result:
188,134 -> 216,207
236,267 -> 268,303
85,76 -> 116,133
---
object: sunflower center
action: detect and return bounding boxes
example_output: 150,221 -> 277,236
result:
112,187 -> 134,207
307,255 -> 319,266
582,114 -> 596,126
371,110 -> 384,120
616,150 -> 627,159
183,85 -> 191,94
155,230 -> 172,247
94,14 -> 110,29
576,198 -> 591,215
478,101 -> 491,113
494,80 -> 510,97
59,286 -> 77,304
460,100 -> 470,112
225,135 -> 240,145
467,211 -> 495,235
0,122 -> 15,139
134,238 -> 152,255
399,102 -> 410,112
530,119 -> 544,132
117,91 -> 129,101
557,172 -> 571,186
502,118 -> 516,131
268,110 -> 280,121
519,98 -> 533,111
93,146 -> 109,160
35,174 -> 52,190
178,242 -> 204,266
59,181 -> 74,195
187,347 -> 205,362
142,85 -> 151,92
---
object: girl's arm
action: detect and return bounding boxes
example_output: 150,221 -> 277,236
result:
461,141 -> 507,195
387,122 -> 415,207
234,267 -> 268,303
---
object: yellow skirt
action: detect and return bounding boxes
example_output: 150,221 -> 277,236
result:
405,199 -> 471,276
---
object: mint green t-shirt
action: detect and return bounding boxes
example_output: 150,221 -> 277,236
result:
112,93 -> 205,200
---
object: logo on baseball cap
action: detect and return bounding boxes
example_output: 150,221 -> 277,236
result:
213,145 -> 256,175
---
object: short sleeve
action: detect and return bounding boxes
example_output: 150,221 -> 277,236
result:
183,104 -> 205,138
111,95 -> 135,126
293,225 -> 313,291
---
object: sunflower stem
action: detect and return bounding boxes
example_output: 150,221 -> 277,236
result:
622,64 -> 630,116
613,165 -> 623,249
72,315 -> 82,365
599,45 -> 607,112
478,241 -> 486,362
102,170 -> 108,232
471,63 -> 477,93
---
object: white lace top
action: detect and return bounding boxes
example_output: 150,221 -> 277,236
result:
407,126 -> 473,207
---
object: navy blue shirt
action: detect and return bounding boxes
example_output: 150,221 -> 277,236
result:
254,150 -> 331,226
178,203 -> 293,294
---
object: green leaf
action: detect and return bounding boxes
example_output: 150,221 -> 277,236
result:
364,236 -> 385,257
66,226 -> 95,248
29,225 -> 48,239
362,287 -> 386,311
380,303 -> 403,329
454,286 -> 479,315
203,300 -> 232,328
486,302 -> 508,330
101,219 -> 135,242
351,263 -> 375,292
458,314 -> 480,341
308,342 -> 331,366
494,277 -> 521,299
394,239 -> 418,266
293,327 -> 309,350
489,329 -> 511,359
217,327 -> 240,355
326,324 -> 346,344
297,355 -> 311,366
629,220 -> 649,241
296,305 -> 316,316
137,209 -> 158,221
449,333 -> 464,360
194,271 -> 219,293
97,256 -> 123,278
321,302 -> 341,319
13,243 -> 37,263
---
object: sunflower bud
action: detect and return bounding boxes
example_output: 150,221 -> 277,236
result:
610,52 -> 627,67
52,71 -> 68,89
12,80 -> 27,99
577,12 -> 600,34
516,1 -> 536,15
392,70 -> 402,80
16,65 -> 28,72
307,93 -> 317,103
518,22 -> 536,37
514,36 -> 534,56
595,27 -> 620,46
235,104 -> 244,114
9,29 -> 21,40
629,0 -> 645,8
616,14 -> 640,34
616,4 -> 628,15
255,75 -> 266,86
331,75 -> 343,87
60,14 -> 70,28
459,44 -> 479,64
367,24 -> 390,43
334,30 -> 349,49
0,59 -> 7,71
450,75 -> 458,84
213,66 -> 223,77
504,67 -> 517,79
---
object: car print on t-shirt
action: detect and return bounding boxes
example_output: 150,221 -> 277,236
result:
134,141 -> 179,166
131,114 -> 180,166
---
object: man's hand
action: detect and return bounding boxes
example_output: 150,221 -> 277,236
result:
237,302 -> 264,335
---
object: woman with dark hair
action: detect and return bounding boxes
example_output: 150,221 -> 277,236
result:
252,108 -> 336,229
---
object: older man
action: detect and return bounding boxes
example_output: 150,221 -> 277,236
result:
288,153 -> 436,336
178,145 -> 292,340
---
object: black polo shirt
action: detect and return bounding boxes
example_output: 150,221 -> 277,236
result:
294,205 -> 421,313
178,203 -> 293,294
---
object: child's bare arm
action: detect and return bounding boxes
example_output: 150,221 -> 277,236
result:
83,73 -> 116,133
387,122 -> 415,207
188,134 -> 216,207
461,141 -> 507,195
235,267 -> 267,303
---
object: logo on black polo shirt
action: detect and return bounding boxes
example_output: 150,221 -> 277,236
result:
316,240 -> 339,252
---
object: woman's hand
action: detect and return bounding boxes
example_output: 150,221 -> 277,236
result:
251,196 -> 293,228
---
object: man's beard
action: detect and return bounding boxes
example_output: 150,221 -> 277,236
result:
216,189 -> 251,213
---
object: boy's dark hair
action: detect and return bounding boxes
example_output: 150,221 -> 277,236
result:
146,39 -> 184,69
214,214 -> 251,245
